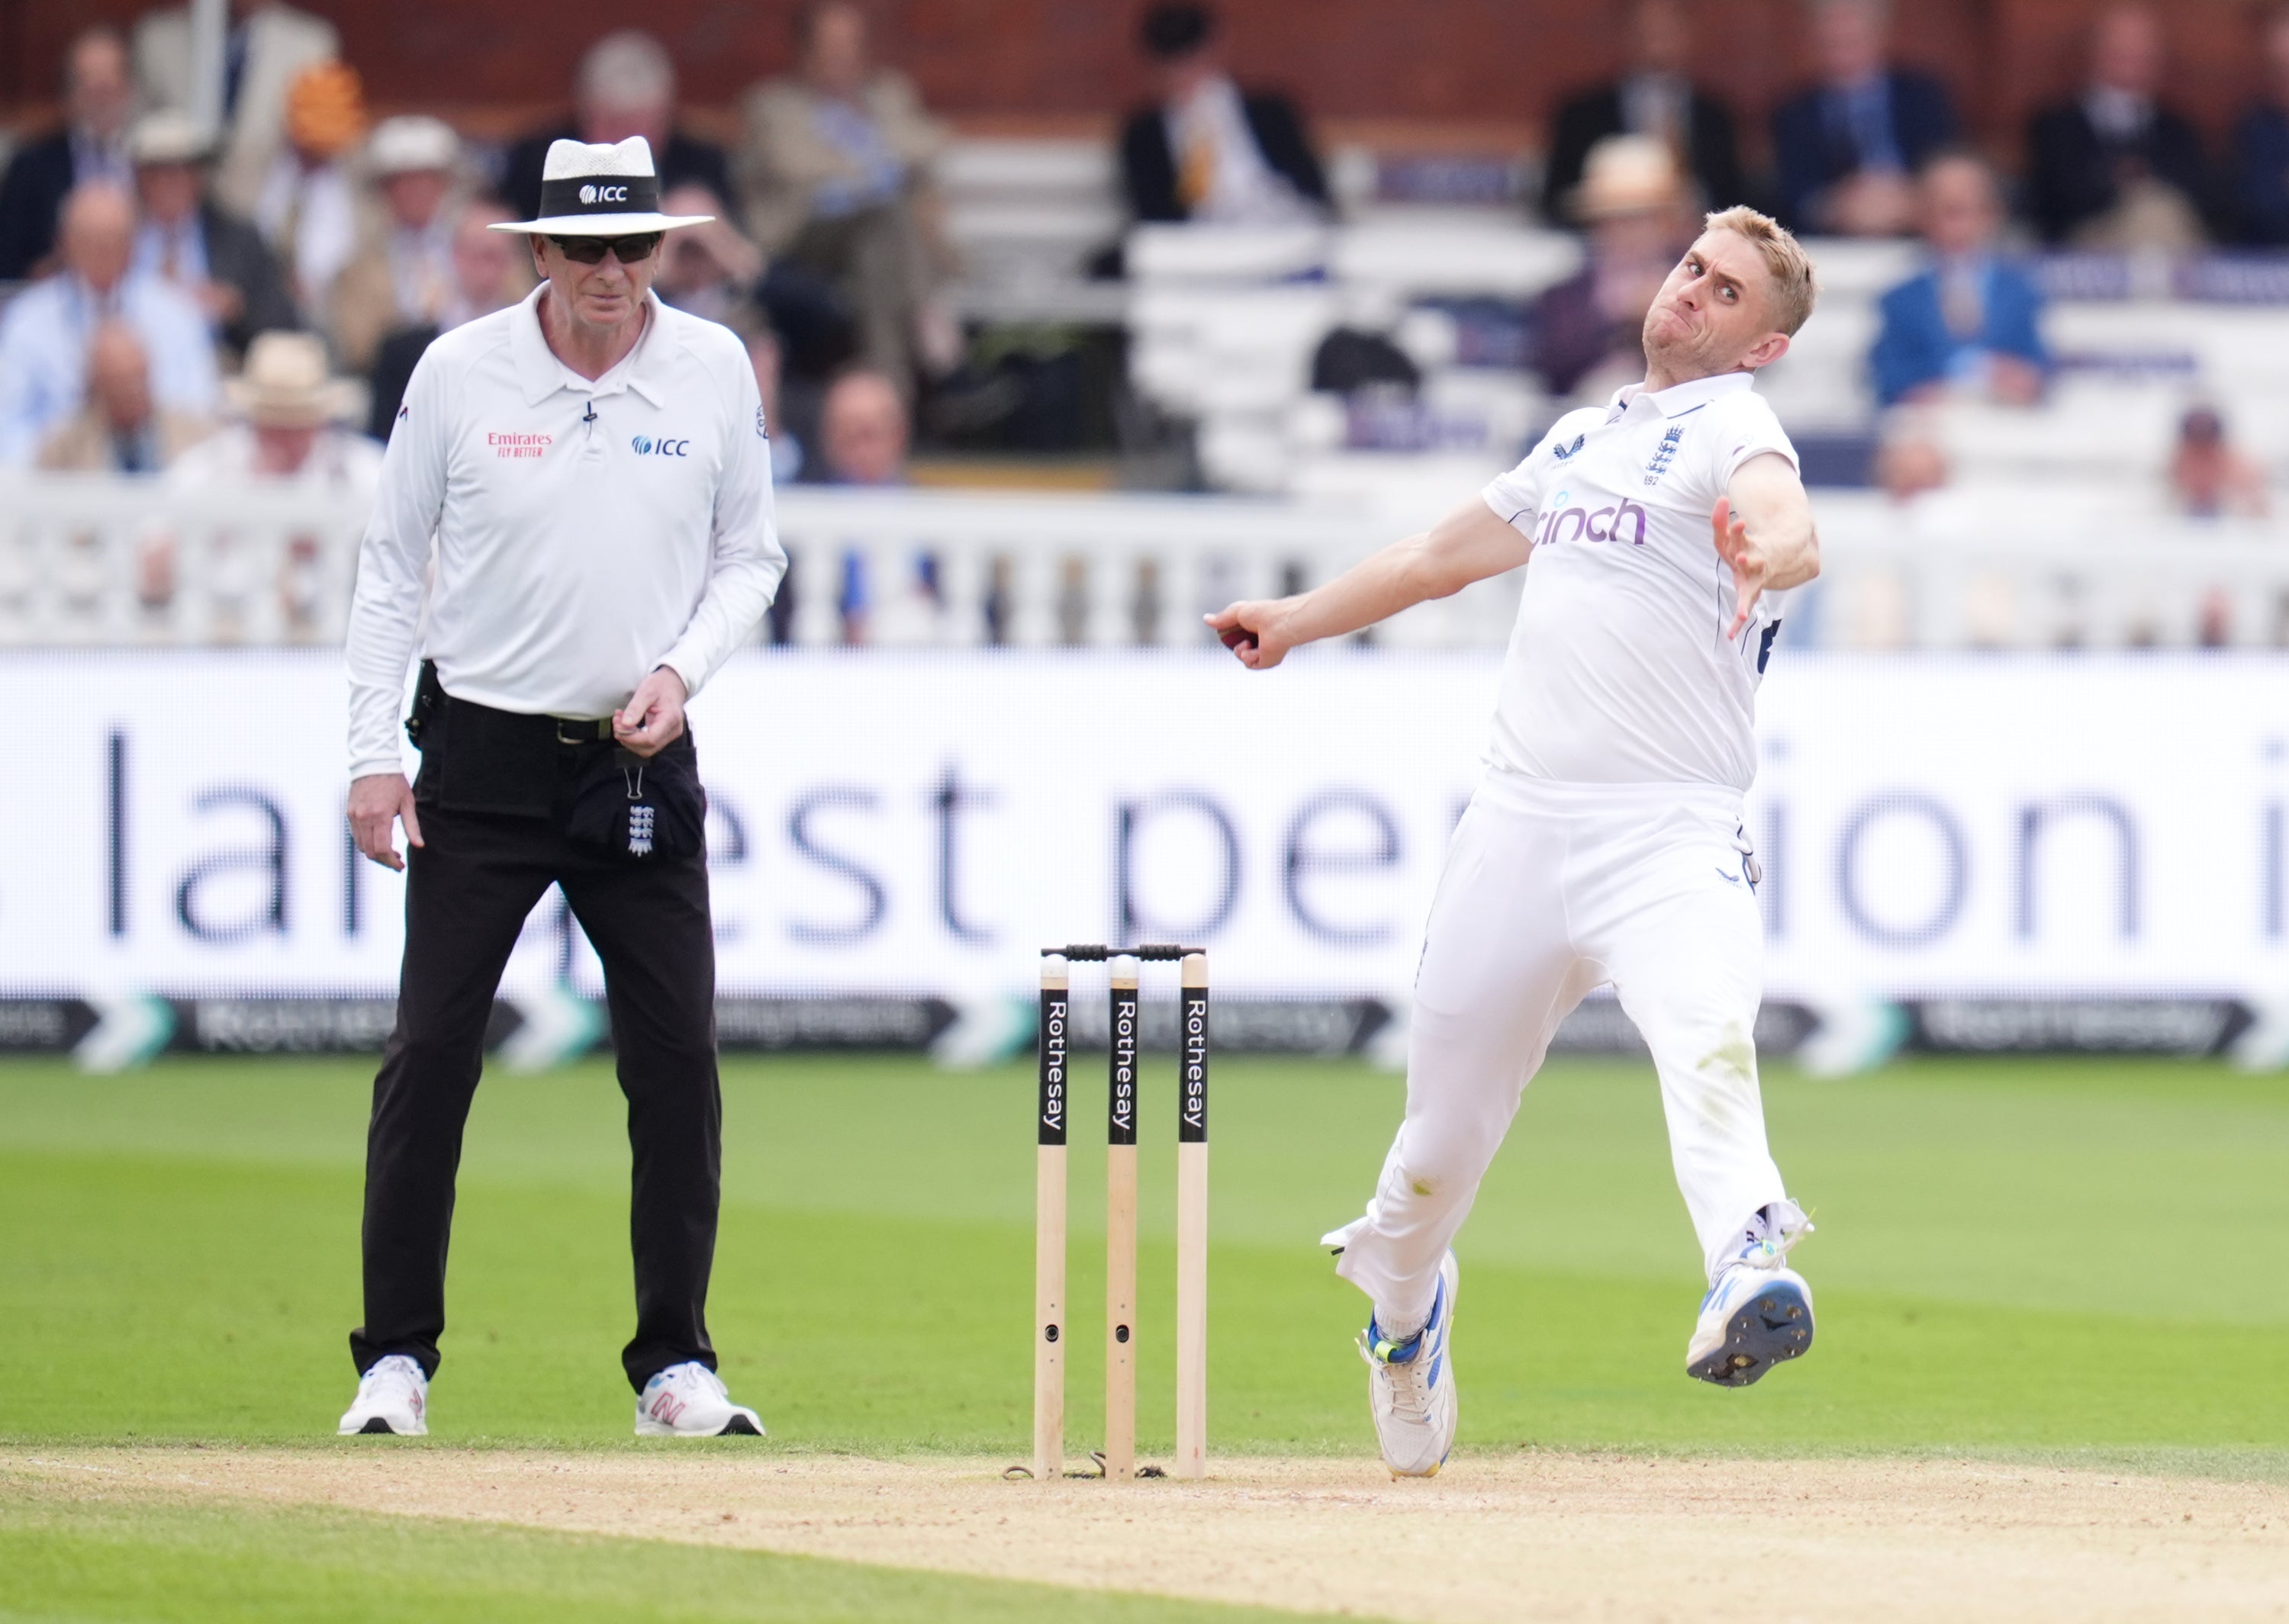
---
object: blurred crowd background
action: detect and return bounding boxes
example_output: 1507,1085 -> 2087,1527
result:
5,0 -> 2289,651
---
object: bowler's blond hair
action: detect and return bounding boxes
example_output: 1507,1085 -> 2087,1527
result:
1703,205 -> 1819,336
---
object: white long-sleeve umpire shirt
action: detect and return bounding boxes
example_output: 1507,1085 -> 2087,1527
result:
345,284 -> 785,779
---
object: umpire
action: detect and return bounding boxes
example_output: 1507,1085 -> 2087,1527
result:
338,137 -> 784,1439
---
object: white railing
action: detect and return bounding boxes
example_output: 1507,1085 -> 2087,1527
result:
1812,495 -> 2289,650
766,485 -> 1524,648
0,474 -> 369,646
0,474 -> 1464,650
5,472 -> 2289,651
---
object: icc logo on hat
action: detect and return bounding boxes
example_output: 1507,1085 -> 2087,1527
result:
491,139 -> 712,234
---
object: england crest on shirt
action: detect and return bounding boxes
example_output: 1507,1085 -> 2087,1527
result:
1644,423 -> 1685,486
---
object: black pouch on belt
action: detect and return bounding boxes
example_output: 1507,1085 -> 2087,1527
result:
565,735 -> 707,860
407,662 -> 561,818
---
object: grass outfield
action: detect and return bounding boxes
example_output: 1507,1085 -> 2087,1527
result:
4,1050 -> 2288,1619
0,1494 -> 1341,1624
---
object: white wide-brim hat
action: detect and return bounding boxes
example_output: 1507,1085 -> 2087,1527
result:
368,114 -> 461,178
130,109 -> 215,166
1573,133 -> 1686,222
224,333 -> 361,427
488,136 -> 713,236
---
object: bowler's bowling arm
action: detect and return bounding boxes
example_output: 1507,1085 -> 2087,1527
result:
1206,498 -> 1529,669
1728,450 -> 1821,593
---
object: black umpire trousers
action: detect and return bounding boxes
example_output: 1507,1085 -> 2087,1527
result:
348,735 -> 721,1393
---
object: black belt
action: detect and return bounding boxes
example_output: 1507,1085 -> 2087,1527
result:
550,715 -> 615,746
408,661 -> 613,752
410,661 -> 622,817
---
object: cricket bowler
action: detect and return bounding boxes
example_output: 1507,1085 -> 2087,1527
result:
1209,205 -> 1823,1477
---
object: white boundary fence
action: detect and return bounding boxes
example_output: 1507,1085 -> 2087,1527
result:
5,472 -> 2289,651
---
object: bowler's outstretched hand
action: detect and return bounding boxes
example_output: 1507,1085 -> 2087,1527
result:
616,666 -> 688,757
349,772 -> 423,872
1711,496 -> 1768,639
1205,600 -> 1293,669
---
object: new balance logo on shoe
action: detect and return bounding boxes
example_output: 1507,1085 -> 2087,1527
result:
634,1362 -> 767,1438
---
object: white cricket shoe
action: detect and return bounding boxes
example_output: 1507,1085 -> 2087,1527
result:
635,1362 -> 766,1437
1356,1249 -> 1460,1478
1687,1203 -> 1815,1388
337,1354 -> 428,1436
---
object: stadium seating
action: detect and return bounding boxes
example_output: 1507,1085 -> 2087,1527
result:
9,130 -> 2289,653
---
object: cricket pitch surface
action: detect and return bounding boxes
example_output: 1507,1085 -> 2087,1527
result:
8,1446 -> 2286,1622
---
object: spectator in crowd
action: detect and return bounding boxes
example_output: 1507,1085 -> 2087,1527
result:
1874,410 -> 1951,504
329,116 -> 463,374
1531,134 -> 1694,402
503,33 -> 732,227
740,322 -> 805,484
1541,0 -> 1747,224
739,2 -> 958,392
151,331 -> 383,639
0,182 -> 217,468
1769,0 -> 1956,236
34,321 -> 213,473
0,27 -> 137,281
134,0 -> 338,220
2231,8 -> 2289,246
653,182 -> 767,326
253,60 -> 369,314
364,201 -> 528,439
816,365 -> 915,643
129,110 -> 299,363
2168,405 -> 2267,520
820,365 -> 909,485
1869,154 -> 2048,409
2026,5 -> 2214,249
1120,3 -> 1330,227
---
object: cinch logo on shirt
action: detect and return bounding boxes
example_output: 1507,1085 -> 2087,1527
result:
488,432 -> 552,459
631,435 -> 691,458
1534,492 -> 1650,547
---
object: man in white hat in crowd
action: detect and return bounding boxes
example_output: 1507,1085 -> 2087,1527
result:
145,330 -> 379,638
128,109 -> 301,362
171,328 -> 375,492
330,114 -> 466,374
340,136 -> 783,1439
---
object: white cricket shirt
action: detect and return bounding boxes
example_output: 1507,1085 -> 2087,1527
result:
1479,371 -> 1797,792
345,285 -> 785,778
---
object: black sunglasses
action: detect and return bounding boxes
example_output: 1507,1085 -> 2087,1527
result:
547,232 -> 663,265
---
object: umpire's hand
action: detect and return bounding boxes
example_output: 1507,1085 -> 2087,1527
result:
349,773 -> 424,872
614,666 -> 688,758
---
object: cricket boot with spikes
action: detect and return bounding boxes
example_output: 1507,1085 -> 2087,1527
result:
1357,1249 -> 1460,1477
1687,1201 -> 1815,1387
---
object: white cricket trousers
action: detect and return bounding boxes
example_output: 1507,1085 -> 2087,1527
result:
1329,771 -> 1792,1334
